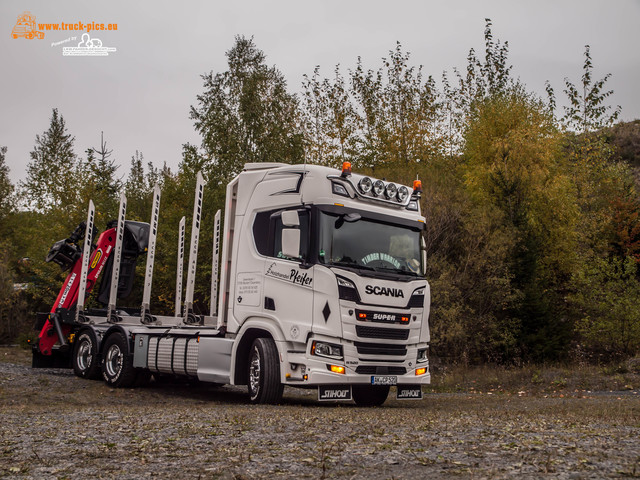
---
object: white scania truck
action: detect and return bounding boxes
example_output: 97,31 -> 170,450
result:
33,162 -> 431,406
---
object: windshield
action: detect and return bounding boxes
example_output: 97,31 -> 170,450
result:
318,210 -> 422,276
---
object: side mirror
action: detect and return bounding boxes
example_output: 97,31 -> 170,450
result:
281,210 -> 299,227
281,228 -> 301,259
281,210 -> 301,259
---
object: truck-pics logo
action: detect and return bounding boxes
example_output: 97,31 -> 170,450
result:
11,12 -> 44,39
365,285 -> 404,298
63,33 -> 116,56
265,263 -> 312,287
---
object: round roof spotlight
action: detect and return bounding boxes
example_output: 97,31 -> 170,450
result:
397,186 -> 409,202
385,183 -> 397,199
359,177 -> 373,194
372,180 -> 385,196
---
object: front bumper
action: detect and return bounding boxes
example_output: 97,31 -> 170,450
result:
278,337 -> 430,386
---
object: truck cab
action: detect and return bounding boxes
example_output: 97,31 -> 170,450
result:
220,163 -> 430,404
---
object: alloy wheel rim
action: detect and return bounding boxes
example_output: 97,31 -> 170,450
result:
249,347 -> 261,398
77,339 -> 92,371
105,344 -> 122,378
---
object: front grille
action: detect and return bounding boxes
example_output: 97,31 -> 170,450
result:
354,341 -> 407,356
356,325 -> 409,340
355,366 -> 407,375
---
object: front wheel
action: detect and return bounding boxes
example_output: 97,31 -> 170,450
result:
72,331 -> 101,379
101,332 -> 137,388
352,385 -> 390,406
247,338 -> 283,404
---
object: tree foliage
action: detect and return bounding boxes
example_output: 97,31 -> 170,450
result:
190,35 -> 304,182
21,109 -> 79,213
6,24 -> 638,363
547,45 -> 622,133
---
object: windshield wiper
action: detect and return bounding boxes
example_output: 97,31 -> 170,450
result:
329,261 -> 376,271
373,265 -> 421,277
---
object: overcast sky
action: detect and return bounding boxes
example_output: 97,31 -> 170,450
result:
1,0 -> 639,185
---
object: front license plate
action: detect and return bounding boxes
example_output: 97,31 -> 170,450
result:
371,375 -> 397,386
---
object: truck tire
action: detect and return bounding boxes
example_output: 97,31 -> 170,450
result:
72,331 -> 101,379
247,337 -> 283,404
101,332 -> 137,388
352,385 -> 390,407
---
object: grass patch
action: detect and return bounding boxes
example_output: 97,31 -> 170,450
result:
426,361 -> 640,394
0,346 -> 31,365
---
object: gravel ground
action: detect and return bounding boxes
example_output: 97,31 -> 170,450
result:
1,359 -> 639,479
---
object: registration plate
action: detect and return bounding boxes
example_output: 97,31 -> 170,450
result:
371,375 -> 397,386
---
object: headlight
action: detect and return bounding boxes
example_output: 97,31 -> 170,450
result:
358,177 -> 373,194
311,340 -> 344,360
397,186 -> 409,202
372,180 -> 385,196
385,183 -> 397,199
417,347 -> 428,363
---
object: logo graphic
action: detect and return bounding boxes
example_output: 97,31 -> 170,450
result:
63,33 -> 116,56
90,249 -> 102,269
265,263 -> 313,287
365,285 -> 405,298
318,385 -> 352,401
11,11 -> 44,39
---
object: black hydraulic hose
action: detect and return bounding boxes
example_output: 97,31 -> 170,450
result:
51,315 -> 67,347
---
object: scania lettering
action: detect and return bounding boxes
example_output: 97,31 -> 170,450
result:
32,162 -> 431,406
365,285 -> 405,297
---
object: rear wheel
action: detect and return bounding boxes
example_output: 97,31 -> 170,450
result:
101,332 -> 137,388
247,338 -> 283,404
72,331 -> 101,379
352,385 -> 390,406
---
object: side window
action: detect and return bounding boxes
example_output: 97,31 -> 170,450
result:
252,209 -> 309,260
253,211 -> 271,256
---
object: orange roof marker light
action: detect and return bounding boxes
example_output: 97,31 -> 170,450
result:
341,161 -> 352,177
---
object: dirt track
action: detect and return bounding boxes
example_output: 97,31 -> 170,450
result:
1,359 -> 639,479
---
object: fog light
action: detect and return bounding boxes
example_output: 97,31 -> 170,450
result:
330,365 -> 345,374
415,367 -> 427,376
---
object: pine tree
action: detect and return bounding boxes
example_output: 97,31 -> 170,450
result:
190,36 -> 304,182
0,146 -> 14,224
22,109 -> 79,212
